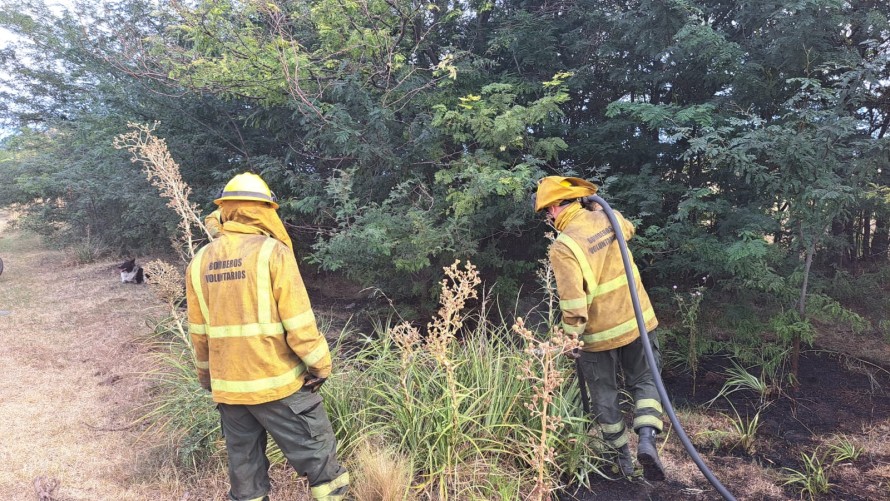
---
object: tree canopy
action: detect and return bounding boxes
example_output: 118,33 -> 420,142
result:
1,0 -> 888,313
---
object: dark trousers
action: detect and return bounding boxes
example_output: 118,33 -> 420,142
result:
218,389 -> 347,501
577,332 -> 664,449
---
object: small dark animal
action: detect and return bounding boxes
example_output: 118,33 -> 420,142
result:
118,258 -> 145,284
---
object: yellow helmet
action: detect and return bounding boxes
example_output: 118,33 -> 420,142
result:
214,172 -> 279,209
534,176 -> 598,212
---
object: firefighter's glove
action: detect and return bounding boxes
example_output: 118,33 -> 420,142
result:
567,347 -> 581,359
303,375 -> 327,393
198,372 -> 212,392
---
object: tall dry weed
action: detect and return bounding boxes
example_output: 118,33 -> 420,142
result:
425,260 -> 480,494
425,259 -> 482,367
114,123 -> 221,473
113,122 -> 211,261
513,318 -> 581,501
390,321 -> 421,403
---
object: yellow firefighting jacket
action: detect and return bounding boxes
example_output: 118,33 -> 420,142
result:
186,210 -> 331,405
550,205 -> 658,352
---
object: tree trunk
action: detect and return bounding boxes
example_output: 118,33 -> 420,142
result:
872,214 -> 889,262
862,211 -> 872,263
793,243 -> 815,389
831,218 -> 848,268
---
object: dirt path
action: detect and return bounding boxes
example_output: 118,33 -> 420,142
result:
0,211 -> 174,501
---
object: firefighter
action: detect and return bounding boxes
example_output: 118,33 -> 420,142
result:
535,176 -> 666,481
186,172 -> 348,501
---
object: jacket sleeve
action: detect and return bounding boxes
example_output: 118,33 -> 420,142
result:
185,259 -> 211,390
270,245 -> 332,378
549,240 -> 589,337
204,210 -> 223,238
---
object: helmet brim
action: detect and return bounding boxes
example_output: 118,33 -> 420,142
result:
214,195 -> 280,209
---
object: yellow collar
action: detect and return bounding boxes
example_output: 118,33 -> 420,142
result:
222,220 -> 270,237
554,201 -> 583,232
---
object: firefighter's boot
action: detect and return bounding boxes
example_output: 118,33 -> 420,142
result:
615,444 -> 635,478
636,426 -> 665,481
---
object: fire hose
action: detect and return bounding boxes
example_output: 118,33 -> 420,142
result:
577,194 -> 736,501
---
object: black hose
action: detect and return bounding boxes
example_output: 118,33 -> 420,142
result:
584,194 -> 736,501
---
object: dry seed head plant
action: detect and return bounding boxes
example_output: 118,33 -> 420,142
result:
144,259 -> 186,308
425,259 -> 481,367
391,322 -> 421,368
513,317 -> 582,501
113,122 -> 212,261
535,256 -> 558,327
390,321 -> 422,403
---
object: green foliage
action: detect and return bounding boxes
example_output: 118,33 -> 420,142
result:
782,436 -> 864,500
0,125 -> 176,253
805,293 -> 870,335
68,228 -> 109,265
825,435 -> 863,464
783,450 -> 832,500
727,406 -> 761,455
771,310 -> 817,350
1,0 -> 888,307
709,361 -> 778,408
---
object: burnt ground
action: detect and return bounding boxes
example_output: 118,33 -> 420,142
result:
302,266 -> 890,500
562,349 -> 890,501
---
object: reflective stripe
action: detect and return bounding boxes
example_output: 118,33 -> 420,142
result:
600,421 -> 625,434
207,323 -> 284,338
581,307 -> 656,344
311,471 -> 350,499
559,297 -> 588,311
606,432 -> 629,449
190,246 -> 211,327
633,415 -> 664,431
593,265 -> 640,298
222,190 -> 275,203
244,496 -> 266,501
282,310 -> 316,332
556,233 -> 596,303
560,321 -> 585,335
195,360 -> 210,370
636,398 -> 664,414
212,364 -> 306,393
257,238 -> 277,324
302,340 -> 330,367
189,323 -> 207,335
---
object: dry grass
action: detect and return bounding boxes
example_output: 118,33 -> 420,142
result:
658,409 -> 786,499
349,442 -> 414,501
0,211 -> 207,500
